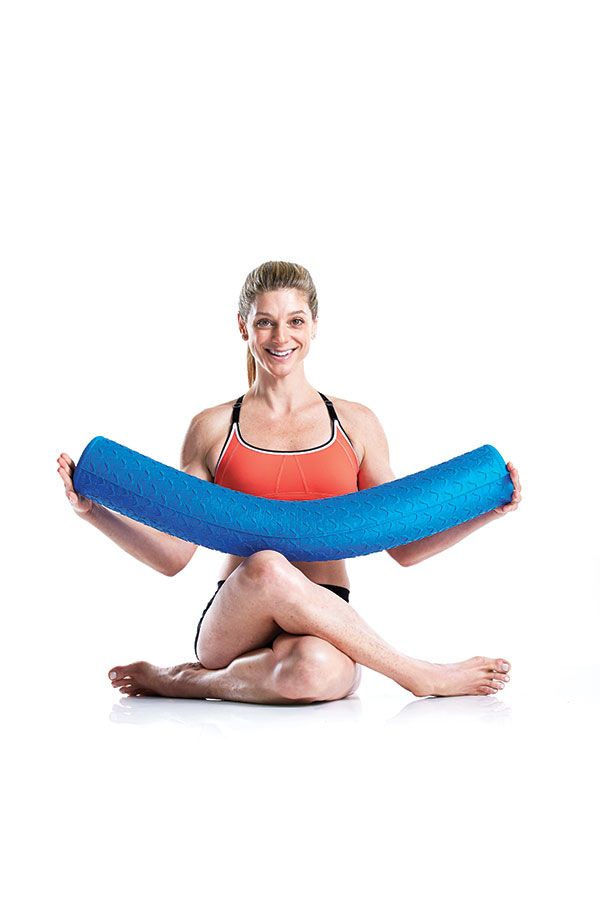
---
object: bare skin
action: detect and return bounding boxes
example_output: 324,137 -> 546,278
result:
58,286 -> 519,704
107,653 -> 509,702
105,552 -> 511,702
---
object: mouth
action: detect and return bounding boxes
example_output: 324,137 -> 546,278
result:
266,348 -> 296,359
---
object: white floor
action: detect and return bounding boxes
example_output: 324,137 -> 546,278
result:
8,662 -> 598,899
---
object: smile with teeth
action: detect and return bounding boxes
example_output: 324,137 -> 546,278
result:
266,348 -> 296,358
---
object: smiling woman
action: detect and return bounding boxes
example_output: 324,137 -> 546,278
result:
61,258 -> 517,704
238,260 -> 319,387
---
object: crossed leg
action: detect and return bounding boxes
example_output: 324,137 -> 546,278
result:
109,550 -> 511,703
110,551 -> 362,704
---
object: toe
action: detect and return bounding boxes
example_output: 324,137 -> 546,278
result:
109,666 -> 133,682
495,659 -> 511,673
120,684 -> 136,694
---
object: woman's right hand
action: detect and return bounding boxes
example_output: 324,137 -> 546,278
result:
57,452 -> 93,516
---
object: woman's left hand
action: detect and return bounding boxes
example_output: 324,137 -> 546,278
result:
494,461 -> 522,515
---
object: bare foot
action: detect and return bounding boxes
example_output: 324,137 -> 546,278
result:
107,661 -> 208,697
404,656 -> 511,698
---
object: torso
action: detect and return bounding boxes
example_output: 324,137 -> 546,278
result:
200,392 -> 367,588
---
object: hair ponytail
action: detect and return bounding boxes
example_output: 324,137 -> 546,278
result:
246,346 -> 257,388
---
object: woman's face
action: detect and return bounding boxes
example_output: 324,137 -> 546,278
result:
239,288 -> 317,375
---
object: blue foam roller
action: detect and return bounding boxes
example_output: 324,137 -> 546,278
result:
73,437 -> 512,562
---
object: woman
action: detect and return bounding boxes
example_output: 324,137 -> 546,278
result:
57,261 -> 521,704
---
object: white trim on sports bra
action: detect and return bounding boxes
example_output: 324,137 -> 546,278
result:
214,420 -> 360,482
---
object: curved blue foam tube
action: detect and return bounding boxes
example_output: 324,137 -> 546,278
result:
73,437 -> 512,562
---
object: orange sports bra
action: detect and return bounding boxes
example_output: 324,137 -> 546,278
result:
214,392 -> 360,500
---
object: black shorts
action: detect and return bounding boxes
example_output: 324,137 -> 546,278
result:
194,579 -> 351,661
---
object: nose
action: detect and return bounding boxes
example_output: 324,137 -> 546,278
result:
272,323 -> 290,344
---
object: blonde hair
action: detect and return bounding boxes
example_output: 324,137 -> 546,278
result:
238,261 -> 318,388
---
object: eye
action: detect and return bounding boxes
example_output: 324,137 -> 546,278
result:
255,317 -> 305,327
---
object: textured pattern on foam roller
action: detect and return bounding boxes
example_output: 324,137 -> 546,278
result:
73,436 -> 512,562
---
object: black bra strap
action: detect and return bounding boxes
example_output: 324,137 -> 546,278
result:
319,392 -> 338,424
233,392 -> 338,425
232,395 -> 245,425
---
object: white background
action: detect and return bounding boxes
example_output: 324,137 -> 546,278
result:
2,2 -> 598,898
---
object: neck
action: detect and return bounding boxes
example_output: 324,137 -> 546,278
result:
247,369 -> 318,414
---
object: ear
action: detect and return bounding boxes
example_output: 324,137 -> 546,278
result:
238,312 -> 248,339
311,316 -> 318,339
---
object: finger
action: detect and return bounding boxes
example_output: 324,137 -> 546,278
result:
507,470 -> 521,492
61,453 -> 76,467
58,457 -> 74,477
57,467 -> 74,490
57,467 -> 73,489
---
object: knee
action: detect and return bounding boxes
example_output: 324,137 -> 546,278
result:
241,550 -> 294,591
273,635 -> 357,702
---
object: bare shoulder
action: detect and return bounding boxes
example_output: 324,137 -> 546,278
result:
325,395 -> 389,466
180,398 -> 237,477
327,394 -> 385,433
324,394 -> 396,489
189,398 -> 236,435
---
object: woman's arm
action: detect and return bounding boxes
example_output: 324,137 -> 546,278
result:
57,413 -> 212,576
83,502 -> 197,576
354,405 -> 521,566
353,405 -> 411,566
391,461 -> 522,565
390,509 -> 500,566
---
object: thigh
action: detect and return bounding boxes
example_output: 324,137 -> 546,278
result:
195,565 -> 287,669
